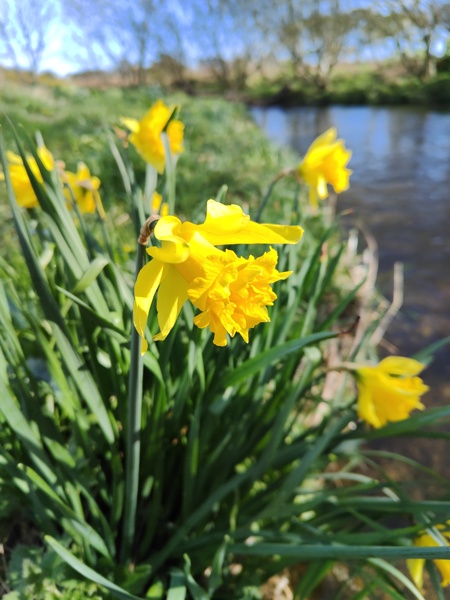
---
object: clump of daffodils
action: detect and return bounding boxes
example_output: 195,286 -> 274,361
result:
296,127 -> 352,209
134,199 -> 303,350
0,147 -> 104,216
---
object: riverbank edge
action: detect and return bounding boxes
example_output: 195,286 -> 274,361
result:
239,72 -> 450,110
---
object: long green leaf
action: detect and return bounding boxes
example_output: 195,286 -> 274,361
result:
22,464 -> 111,559
0,371 -> 57,485
369,558 -> 426,600
217,331 -> 336,388
45,536 -> 144,600
229,543 -> 450,560
72,256 -> 110,293
167,571 -> 187,600
0,132 -> 69,335
50,322 -> 115,443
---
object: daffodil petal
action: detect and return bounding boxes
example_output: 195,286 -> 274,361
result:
148,216 -> 191,263
356,377 -> 383,428
153,268 -> 189,341
197,200 -> 303,245
134,259 -> 165,343
406,558 -> 425,590
37,146 -> 54,170
120,117 -> 140,133
378,356 -> 425,377
308,127 -> 337,151
316,176 -> 329,200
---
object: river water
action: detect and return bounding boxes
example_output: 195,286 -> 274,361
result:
251,105 -> 450,474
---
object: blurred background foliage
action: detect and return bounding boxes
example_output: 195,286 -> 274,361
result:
1,0 -> 450,106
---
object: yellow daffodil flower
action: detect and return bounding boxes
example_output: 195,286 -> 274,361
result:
134,199 -> 303,351
151,191 -> 169,217
355,356 -> 428,428
0,147 -> 54,208
63,162 -> 105,219
121,100 -> 184,173
296,127 -> 352,209
407,527 -> 450,590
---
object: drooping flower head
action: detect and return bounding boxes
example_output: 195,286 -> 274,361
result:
121,100 -> 184,173
407,526 -> 450,590
355,356 -> 428,428
296,128 -> 352,209
63,162 -> 105,218
0,147 -> 54,208
134,200 -> 303,350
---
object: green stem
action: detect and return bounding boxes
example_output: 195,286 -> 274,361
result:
162,132 -> 176,214
144,164 -> 158,214
121,240 -> 146,562
254,169 -> 291,223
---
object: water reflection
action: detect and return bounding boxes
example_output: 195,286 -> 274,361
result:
251,106 -> 450,429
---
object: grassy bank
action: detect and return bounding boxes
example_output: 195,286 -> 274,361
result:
0,83 -> 297,209
4,60 -> 450,112
0,82 -> 300,274
246,70 -> 450,108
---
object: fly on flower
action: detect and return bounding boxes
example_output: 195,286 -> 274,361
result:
134,200 -> 303,351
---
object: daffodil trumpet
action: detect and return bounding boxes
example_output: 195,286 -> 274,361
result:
134,199 -> 303,351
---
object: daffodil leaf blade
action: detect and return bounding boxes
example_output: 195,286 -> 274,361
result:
72,256 -> 110,294
49,322 -> 115,444
412,335 -> 450,366
217,331 -> 336,388
45,536 -> 144,600
368,558 -> 426,600
167,570 -> 187,600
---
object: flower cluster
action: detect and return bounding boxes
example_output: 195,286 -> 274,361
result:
134,200 -> 303,350
0,148 -> 103,216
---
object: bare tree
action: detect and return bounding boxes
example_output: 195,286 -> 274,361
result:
374,0 -> 449,79
0,0 -> 55,77
278,0 -> 310,78
62,0 -> 165,85
187,0 -> 275,91
303,1 -> 356,90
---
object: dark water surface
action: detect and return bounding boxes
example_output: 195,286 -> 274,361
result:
251,105 -> 450,474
